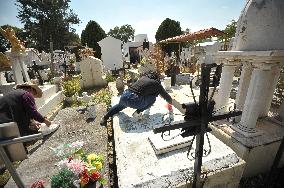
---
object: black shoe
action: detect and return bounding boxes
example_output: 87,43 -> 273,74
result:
100,117 -> 107,126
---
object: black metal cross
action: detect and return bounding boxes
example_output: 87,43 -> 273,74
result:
154,63 -> 242,188
28,60 -> 44,85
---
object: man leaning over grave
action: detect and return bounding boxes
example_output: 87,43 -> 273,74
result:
100,71 -> 173,126
0,82 -> 59,137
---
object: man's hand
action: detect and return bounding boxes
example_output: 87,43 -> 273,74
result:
43,118 -> 51,126
165,103 -> 173,111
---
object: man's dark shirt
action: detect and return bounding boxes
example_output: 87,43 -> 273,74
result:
0,89 -> 44,135
129,76 -> 172,103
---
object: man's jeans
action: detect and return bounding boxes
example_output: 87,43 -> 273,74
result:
104,90 -> 156,119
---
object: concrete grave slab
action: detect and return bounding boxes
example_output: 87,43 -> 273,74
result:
112,95 -> 245,187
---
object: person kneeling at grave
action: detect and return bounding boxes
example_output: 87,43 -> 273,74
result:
100,71 -> 173,126
0,82 -> 59,137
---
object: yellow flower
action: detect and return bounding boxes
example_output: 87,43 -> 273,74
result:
87,153 -> 97,161
94,161 -> 103,170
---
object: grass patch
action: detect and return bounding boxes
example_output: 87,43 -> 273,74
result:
0,161 -> 21,187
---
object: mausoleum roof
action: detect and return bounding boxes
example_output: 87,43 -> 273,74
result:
159,27 -> 224,43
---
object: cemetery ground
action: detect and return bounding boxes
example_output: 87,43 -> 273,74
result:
0,85 -> 117,188
0,83 -> 283,188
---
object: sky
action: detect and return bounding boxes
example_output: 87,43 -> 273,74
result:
0,0 -> 245,42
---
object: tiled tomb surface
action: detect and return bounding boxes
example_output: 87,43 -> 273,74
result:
112,95 -> 245,188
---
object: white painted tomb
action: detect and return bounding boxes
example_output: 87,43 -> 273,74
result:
210,0 -> 284,177
112,95 -> 245,187
98,36 -> 123,70
79,56 -> 107,89
35,84 -> 64,117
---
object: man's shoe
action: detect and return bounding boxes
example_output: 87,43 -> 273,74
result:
100,117 -> 107,126
132,110 -> 143,121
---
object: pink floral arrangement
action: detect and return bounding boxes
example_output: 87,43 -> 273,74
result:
51,141 -> 106,187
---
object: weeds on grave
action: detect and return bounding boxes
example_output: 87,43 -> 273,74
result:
50,141 -> 106,188
62,77 -> 81,97
93,88 -> 111,107
0,161 -> 21,187
105,71 -> 116,83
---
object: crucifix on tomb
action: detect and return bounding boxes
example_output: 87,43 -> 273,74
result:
154,63 -> 242,188
28,60 -> 44,85
59,60 -> 68,77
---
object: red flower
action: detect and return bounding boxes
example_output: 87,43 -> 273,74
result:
80,170 -> 90,185
67,156 -> 73,162
30,179 -> 45,188
90,171 -> 100,181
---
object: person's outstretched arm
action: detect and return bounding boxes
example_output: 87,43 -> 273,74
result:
158,85 -> 172,104
22,92 -> 51,126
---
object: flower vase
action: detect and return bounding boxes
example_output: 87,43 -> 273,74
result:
84,181 -> 97,188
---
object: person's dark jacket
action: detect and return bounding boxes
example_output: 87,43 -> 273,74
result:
0,89 -> 44,136
129,76 -> 172,103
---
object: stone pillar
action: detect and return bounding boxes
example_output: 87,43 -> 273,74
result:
259,64 -> 281,117
215,63 -> 236,113
235,64 -> 272,137
9,53 -> 24,84
0,72 -> 7,85
234,62 -> 253,122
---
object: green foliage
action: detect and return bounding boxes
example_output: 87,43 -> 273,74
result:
0,25 -> 28,52
81,20 -> 106,59
51,169 -> 76,188
105,72 -> 116,83
16,0 -> 80,52
108,24 -> 135,43
217,20 -> 237,41
155,18 -> 183,55
93,88 -> 111,107
62,78 -> 81,97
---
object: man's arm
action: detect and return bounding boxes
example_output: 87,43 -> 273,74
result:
158,85 -> 172,104
22,92 -> 51,126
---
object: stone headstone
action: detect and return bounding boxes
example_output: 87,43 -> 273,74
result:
98,36 -> 123,70
6,52 -> 30,84
79,56 -> 107,89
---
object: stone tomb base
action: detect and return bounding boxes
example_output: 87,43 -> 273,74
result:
112,96 -> 245,188
35,84 -> 63,116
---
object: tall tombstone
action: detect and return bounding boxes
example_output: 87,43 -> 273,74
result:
6,51 -> 30,84
79,56 -> 107,89
98,36 -> 123,70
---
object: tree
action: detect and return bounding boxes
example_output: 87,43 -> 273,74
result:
108,24 -> 135,43
183,28 -> 191,34
155,18 -> 183,56
218,20 -> 237,40
0,25 -> 28,52
218,20 -> 237,50
16,0 -> 80,52
81,20 -> 106,59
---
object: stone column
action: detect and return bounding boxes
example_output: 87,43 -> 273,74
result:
215,63 -> 236,113
234,62 -> 253,122
259,64 -> 281,117
0,72 -> 7,85
9,53 -> 25,84
235,63 -> 272,137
